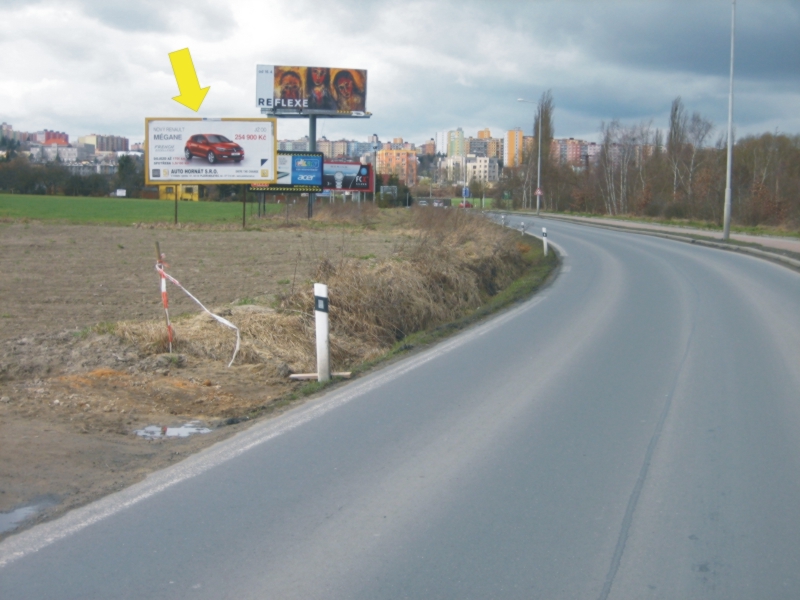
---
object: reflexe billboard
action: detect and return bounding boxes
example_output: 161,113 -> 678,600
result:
256,65 -> 368,115
251,152 -> 324,193
145,118 -> 277,185
323,161 -> 373,192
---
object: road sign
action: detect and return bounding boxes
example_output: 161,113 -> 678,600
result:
535,188 -> 543,196
462,186 -> 470,198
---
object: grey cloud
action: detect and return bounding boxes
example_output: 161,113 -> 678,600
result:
4,0 -> 799,143
22,0 -> 237,36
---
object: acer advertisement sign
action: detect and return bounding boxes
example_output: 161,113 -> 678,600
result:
145,118 -> 277,185
251,152 -> 324,193
256,65 -> 368,116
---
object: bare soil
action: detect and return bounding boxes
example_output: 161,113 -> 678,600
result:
0,220 -> 407,537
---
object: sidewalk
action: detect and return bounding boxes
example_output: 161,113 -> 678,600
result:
539,213 -> 800,255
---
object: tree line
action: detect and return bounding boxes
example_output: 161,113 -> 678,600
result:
0,151 -> 144,198
493,94 -> 800,228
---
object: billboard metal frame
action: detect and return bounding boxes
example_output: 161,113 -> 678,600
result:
256,64 -> 372,217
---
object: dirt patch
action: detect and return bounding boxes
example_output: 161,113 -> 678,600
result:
0,208 -> 544,538
0,219 -> 402,341
0,217 -> 406,535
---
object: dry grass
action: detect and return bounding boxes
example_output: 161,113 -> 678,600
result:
309,202 -> 381,226
116,208 -> 539,374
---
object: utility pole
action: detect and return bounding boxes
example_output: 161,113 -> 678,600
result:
308,115 -> 317,219
722,0 -> 736,240
371,133 -> 379,204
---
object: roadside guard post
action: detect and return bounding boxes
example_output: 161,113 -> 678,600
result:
314,283 -> 330,382
542,227 -> 548,257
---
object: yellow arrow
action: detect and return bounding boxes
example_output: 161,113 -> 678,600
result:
168,48 -> 210,112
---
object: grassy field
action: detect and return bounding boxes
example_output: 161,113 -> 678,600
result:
0,194 -> 284,226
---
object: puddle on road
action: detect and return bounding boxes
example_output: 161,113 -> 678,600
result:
134,421 -> 212,440
0,498 -> 57,535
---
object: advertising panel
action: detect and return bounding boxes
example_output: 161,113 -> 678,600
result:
256,65 -> 368,115
145,118 -> 277,185
323,161 -> 374,192
251,151 -> 323,193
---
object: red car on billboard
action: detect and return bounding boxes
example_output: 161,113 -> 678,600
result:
184,134 -> 245,164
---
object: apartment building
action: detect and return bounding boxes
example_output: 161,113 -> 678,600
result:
377,148 -> 418,185
465,155 -> 499,183
316,137 -> 333,158
486,137 -> 504,160
447,128 -> 466,157
332,139 -> 349,158
440,154 -> 499,184
78,134 -> 129,153
504,128 -> 524,167
420,139 -> 436,155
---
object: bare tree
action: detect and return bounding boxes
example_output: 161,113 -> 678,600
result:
534,90 -> 554,209
685,112 -> 714,203
667,96 -> 688,199
598,120 -> 648,215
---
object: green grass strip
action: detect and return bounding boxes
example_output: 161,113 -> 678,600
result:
0,194 -> 283,226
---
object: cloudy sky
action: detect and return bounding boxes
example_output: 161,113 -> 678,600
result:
1,0 -> 798,146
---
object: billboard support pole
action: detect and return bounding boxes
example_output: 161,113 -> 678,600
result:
308,115 -> 317,219
242,184 -> 247,229
174,190 -> 178,225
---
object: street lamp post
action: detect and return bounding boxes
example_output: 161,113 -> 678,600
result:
722,0 -> 736,240
518,98 -> 542,215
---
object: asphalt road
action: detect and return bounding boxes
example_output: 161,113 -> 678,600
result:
2,217 -> 800,599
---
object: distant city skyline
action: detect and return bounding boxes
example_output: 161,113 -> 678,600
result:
2,1 -> 797,148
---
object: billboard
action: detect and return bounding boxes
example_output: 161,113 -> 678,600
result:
323,161 -> 374,192
145,118 -> 277,185
256,65 -> 368,115
251,151 -> 324,193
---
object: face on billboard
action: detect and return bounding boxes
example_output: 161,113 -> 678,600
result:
258,65 -> 367,113
145,118 -> 277,185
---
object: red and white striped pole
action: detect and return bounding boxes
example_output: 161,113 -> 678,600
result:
155,242 -> 174,353
154,241 -> 241,367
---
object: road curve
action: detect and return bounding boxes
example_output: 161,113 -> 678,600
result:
2,217 -> 799,599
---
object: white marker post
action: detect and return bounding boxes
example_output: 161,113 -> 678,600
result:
314,283 -> 330,382
542,227 -> 548,256
520,222 -> 526,235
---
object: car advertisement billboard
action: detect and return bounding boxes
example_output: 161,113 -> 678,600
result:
251,151 -> 324,193
256,65 -> 368,115
145,118 -> 277,185
323,161 -> 374,192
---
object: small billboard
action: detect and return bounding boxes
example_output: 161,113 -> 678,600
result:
145,118 -> 277,185
257,65 -> 368,115
323,161 -> 374,192
251,151 -> 324,193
